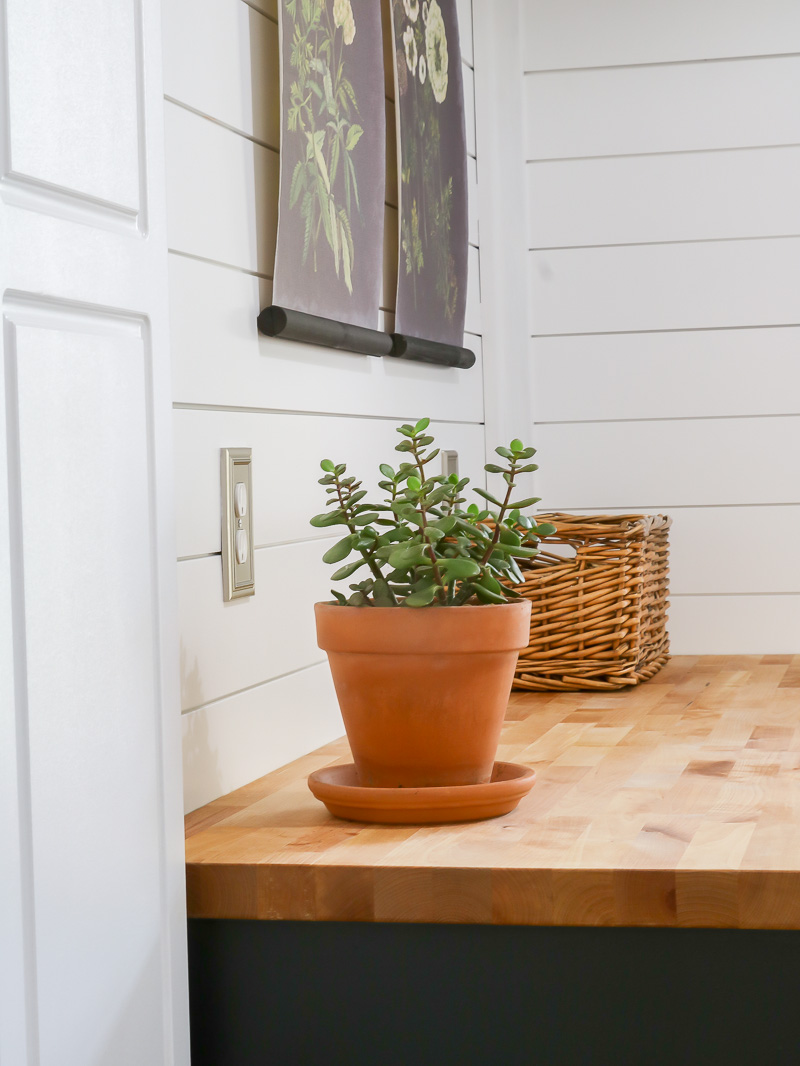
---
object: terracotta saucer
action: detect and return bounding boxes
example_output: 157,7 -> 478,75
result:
307,761 -> 536,824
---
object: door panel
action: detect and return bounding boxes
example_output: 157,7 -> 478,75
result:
0,0 -> 188,1062
5,0 -> 142,216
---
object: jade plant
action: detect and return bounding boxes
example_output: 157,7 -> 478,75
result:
310,418 -> 556,607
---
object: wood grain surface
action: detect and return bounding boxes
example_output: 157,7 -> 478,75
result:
185,656 -> 800,928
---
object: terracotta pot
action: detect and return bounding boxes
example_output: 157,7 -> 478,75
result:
315,601 -> 532,788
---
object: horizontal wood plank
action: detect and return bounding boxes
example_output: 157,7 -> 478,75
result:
182,662 -> 341,813
173,410 -> 487,559
527,147 -> 800,249
457,0 -> 474,66
468,155 -> 479,246
465,244 -> 482,334
464,64 -> 476,157
162,0 -> 279,147
178,539 -> 335,711
533,417 -> 800,509
185,656 -> 800,927
168,254 -> 485,420
525,56 -> 800,161
165,101 -> 277,275
523,0 -> 800,71
528,238 -> 800,335
548,505 -> 800,598
530,327 -> 800,422
669,598 -> 800,655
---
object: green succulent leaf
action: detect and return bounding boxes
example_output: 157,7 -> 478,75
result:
472,584 -> 507,604
507,557 -> 524,584
310,509 -> 344,527
328,558 -> 366,584
473,487 -> 504,507
331,558 -> 367,581
499,528 -> 522,547
403,584 -> 438,607
510,544 -> 541,558
439,558 -> 481,580
480,573 -> 505,595
372,579 -> 395,606
388,543 -> 429,570
312,420 -> 552,605
322,535 -> 355,564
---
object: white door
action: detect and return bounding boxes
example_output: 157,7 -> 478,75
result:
0,1 -> 189,1064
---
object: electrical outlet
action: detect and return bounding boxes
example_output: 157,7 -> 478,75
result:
221,448 -> 255,600
442,450 -> 459,478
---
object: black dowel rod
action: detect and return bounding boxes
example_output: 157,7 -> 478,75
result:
390,333 -> 476,369
257,305 -> 476,369
257,305 -> 393,357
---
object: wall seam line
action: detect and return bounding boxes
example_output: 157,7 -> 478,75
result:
536,412 -> 800,426
181,660 -> 328,716
525,143 -> 800,165
164,95 -> 279,153
531,323 -> 800,339
529,234 -> 800,252
523,51 -> 800,76
172,402 -> 486,424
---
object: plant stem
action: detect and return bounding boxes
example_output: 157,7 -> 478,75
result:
333,475 -> 397,604
479,461 -> 518,567
409,439 -> 446,603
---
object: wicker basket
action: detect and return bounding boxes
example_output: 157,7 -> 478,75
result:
511,513 -> 671,692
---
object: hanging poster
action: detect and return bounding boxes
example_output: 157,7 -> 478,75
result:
391,0 -> 468,347
274,0 -> 385,327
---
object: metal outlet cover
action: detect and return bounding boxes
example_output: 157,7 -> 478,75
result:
221,447 -> 255,601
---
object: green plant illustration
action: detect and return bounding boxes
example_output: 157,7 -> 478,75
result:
400,199 -> 424,303
395,0 -> 457,321
311,418 -> 557,608
285,0 -> 363,294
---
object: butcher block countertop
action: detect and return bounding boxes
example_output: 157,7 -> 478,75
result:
185,656 -> 800,929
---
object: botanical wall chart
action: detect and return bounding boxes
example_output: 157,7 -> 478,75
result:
274,0 -> 385,327
391,0 -> 468,347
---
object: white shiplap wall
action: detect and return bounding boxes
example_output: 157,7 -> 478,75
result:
162,0 -> 489,810
523,0 -> 800,655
